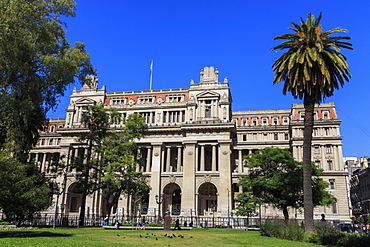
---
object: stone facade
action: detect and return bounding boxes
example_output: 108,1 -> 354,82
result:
31,67 -> 350,222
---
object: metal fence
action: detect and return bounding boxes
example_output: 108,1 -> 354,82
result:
25,214 -> 263,228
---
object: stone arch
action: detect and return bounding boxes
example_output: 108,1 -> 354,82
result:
197,182 -> 218,216
66,182 -> 83,214
163,183 -> 182,216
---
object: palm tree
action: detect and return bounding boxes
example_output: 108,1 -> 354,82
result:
271,13 -> 352,232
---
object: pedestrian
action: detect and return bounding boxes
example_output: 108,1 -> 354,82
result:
136,216 -> 141,230
104,214 -> 109,226
174,218 -> 181,230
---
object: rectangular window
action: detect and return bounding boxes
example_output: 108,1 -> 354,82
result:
263,133 -> 268,141
313,128 -> 318,136
327,160 -> 333,170
253,133 -> 257,141
324,128 -> 330,136
284,133 -> 289,140
242,135 -> 247,141
329,179 -> 335,189
326,145 -> 332,153
315,161 -> 321,168
274,133 -> 278,140
314,145 -> 320,154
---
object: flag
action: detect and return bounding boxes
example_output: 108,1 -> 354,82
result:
149,60 -> 153,77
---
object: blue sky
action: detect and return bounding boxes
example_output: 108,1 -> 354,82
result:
48,0 -> 370,158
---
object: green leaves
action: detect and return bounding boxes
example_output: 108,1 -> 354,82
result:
0,0 -> 95,155
238,147 -> 334,220
271,12 -> 352,102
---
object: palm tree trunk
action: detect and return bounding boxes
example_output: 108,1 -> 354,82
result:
303,95 -> 315,232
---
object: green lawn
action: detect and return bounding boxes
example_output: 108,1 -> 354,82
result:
0,227 -> 321,247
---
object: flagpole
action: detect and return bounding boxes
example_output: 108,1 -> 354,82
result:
149,60 -> 153,90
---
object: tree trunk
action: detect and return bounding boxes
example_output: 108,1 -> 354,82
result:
303,95 -> 315,232
282,206 -> 289,221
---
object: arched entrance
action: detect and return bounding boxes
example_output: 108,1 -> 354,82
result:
198,182 -> 218,215
163,183 -> 182,216
66,182 -> 83,215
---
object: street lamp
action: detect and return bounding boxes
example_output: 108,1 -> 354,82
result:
52,180 -> 66,230
227,188 -> 230,227
155,194 -> 163,223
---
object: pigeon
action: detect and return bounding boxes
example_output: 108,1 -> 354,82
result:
117,234 -> 120,237
156,237 -> 158,240
140,235 -> 142,238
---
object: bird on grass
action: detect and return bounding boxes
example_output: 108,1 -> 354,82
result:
156,237 -> 158,240
140,234 -> 142,238
116,234 -> 120,237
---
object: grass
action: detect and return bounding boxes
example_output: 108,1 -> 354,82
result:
0,227 -> 321,246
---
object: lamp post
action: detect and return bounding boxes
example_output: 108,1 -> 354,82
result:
155,194 -> 163,223
227,188 -> 230,227
52,180 -> 66,230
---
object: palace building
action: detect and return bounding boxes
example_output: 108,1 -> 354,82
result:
31,66 -> 350,222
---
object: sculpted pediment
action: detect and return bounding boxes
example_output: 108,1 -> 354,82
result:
196,91 -> 220,99
74,97 -> 96,105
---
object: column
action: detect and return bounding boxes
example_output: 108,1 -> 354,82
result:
181,141 -> 197,216
166,147 -> 171,172
177,147 -> 182,172
218,141 -> 232,217
148,143 -> 163,216
238,149 -> 243,173
200,145 -> 205,171
146,147 -> 152,172
212,145 -> 217,171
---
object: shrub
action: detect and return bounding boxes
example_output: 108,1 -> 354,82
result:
309,221 -> 346,246
260,219 -> 305,242
337,234 -> 370,247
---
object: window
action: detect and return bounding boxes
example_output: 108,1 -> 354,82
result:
328,160 -> 333,170
313,128 -> 318,136
274,133 -> 278,140
49,139 -> 53,145
323,111 -> 329,119
326,145 -> 332,153
273,118 -> 278,125
284,133 -> 289,140
50,125 -> 55,132
324,128 -> 330,136
253,133 -> 257,141
283,117 -> 289,124
315,160 -> 321,168
263,133 -> 268,141
205,106 -> 211,118
41,139 -> 45,145
332,201 -> 337,214
252,118 -> 257,126
242,135 -> 247,141
300,112 -> 305,120
262,118 -> 267,125
329,179 -> 335,189
314,145 -> 320,154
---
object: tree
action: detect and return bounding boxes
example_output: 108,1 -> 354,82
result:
238,147 -> 335,221
0,143 -> 52,225
73,104 -> 112,226
0,0 -> 95,157
234,192 -> 261,227
73,105 -> 148,225
99,113 -> 149,217
271,13 -> 352,232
